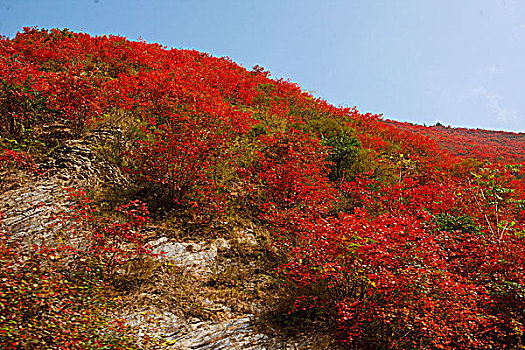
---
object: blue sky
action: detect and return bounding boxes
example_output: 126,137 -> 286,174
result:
1,0 -> 524,132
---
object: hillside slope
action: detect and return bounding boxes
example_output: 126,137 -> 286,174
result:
386,119 -> 525,162
1,28 -> 524,349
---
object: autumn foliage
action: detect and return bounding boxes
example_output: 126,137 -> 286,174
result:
1,27 -> 524,349
387,120 -> 525,163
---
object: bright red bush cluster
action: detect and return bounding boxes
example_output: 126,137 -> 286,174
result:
274,166 -> 525,348
0,149 -> 36,171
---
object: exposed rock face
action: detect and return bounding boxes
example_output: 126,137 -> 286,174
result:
149,237 -> 230,276
1,179 -> 65,245
0,130 -> 327,349
135,236 -> 317,349
126,311 -> 310,350
0,129 -> 126,246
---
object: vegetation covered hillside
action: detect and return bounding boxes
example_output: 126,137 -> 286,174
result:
386,119 -> 525,163
1,28 -> 524,349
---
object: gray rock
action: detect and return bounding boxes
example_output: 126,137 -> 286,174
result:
150,238 -> 219,275
213,237 -> 230,251
125,309 -> 308,350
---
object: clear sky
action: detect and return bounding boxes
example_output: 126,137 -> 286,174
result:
1,0 -> 524,132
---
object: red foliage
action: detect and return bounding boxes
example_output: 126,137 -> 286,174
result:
1,27 -> 524,349
51,188 -> 151,278
387,120 -> 525,163
0,189 -> 151,349
275,172 -> 524,348
0,149 -> 37,171
0,241 -> 137,349
242,128 -> 336,212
